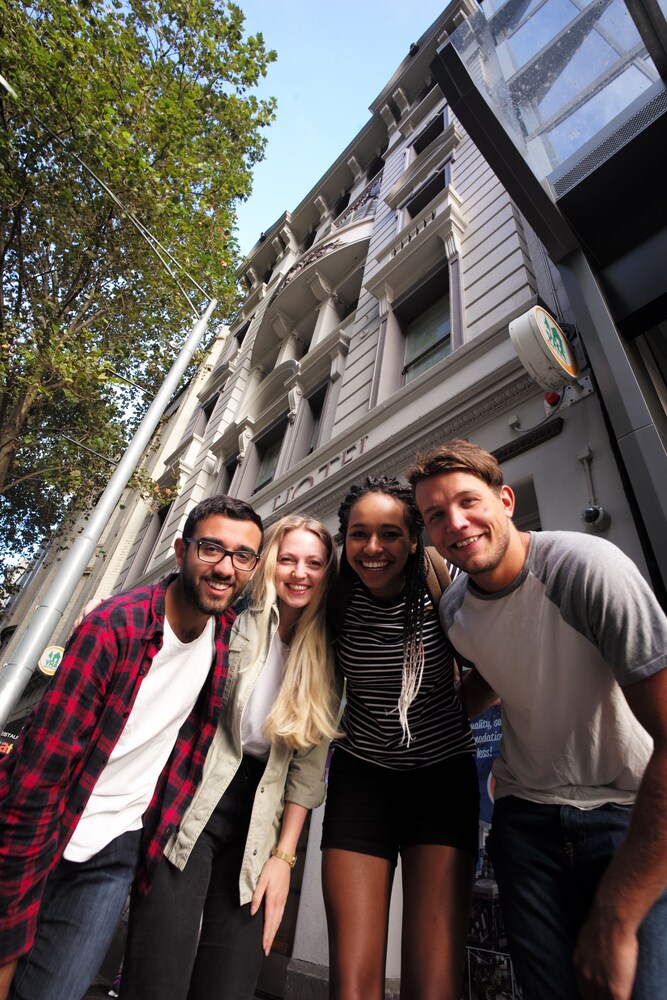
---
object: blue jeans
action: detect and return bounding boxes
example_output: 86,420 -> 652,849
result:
487,796 -> 667,1000
11,829 -> 141,1000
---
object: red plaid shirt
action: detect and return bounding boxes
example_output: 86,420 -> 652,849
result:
0,573 -> 234,963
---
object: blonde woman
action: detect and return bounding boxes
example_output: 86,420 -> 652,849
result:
122,514 -> 340,1000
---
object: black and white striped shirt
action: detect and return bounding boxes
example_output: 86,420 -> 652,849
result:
336,580 -> 476,769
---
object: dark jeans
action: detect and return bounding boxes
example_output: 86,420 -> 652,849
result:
121,753 -> 266,1000
487,795 -> 667,1000
11,829 -> 141,1000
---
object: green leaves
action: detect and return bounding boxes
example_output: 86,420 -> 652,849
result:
0,0 -> 276,594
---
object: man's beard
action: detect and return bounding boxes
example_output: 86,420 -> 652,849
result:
180,564 -> 238,616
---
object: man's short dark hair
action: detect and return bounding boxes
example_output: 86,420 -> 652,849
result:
183,496 -> 264,551
408,439 -> 504,494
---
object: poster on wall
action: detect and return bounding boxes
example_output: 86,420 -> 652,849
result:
0,714 -> 30,759
463,704 -> 523,1000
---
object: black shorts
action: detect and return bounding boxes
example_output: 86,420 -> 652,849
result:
321,748 -> 479,864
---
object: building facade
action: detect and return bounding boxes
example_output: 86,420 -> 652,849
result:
2,2 -> 663,996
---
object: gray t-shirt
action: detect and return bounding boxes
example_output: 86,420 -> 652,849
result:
440,531 -> 667,808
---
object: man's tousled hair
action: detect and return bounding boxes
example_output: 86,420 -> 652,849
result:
408,439 -> 504,494
182,495 -> 264,550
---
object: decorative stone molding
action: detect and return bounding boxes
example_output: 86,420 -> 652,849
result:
328,336 -> 351,381
268,239 -> 344,307
202,450 -> 217,477
169,457 -> 192,484
238,426 -> 253,463
380,103 -> 397,129
347,155 -> 363,183
287,385 -> 302,424
389,185 -> 465,261
314,195 -> 329,221
271,234 -> 285,258
302,374 -> 538,522
279,224 -> 297,252
384,122 -> 464,211
397,84 -> 444,140
307,271 -> 333,302
245,266 -> 259,289
438,201 -> 467,258
392,87 -> 410,118
272,310 -> 294,340
333,172 -> 383,229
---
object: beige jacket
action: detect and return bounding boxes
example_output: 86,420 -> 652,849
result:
164,602 -> 330,904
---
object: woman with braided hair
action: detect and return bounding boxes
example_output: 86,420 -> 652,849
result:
322,476 -> 479,999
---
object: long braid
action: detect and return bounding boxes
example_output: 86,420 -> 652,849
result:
338,476 -> 428,746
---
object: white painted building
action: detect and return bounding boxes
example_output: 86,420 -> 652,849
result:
2,2 -> 659,996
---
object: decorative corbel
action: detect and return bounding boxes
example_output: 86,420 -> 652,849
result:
307,270 -> 333,302
347,155 -> 363,183
380,103 -> 397,129
392,87 -> 410,117
287,385 -> 303,424
238,426 -> 253,463
202,450 -> 217,477
279,224 -> 297,252
245,266 -> 259,289
314,195 -> 329,221
272,310 -> 294,340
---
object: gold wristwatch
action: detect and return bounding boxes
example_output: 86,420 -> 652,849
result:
271,848 -> 297,869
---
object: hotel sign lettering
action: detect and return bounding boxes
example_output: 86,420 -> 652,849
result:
273,436 -> 368,511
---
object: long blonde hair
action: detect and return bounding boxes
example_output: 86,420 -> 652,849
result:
246,514 -> 341,749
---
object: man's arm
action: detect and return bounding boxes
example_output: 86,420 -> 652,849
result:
574,666 -> 667,1000
462,666 -> 499,718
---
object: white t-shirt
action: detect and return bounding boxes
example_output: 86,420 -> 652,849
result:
440,531 -> 667,808
240,631 -> 287,761
65,615 -> 215,861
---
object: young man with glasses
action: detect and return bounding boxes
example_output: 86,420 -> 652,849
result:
0,495 -> 263,1000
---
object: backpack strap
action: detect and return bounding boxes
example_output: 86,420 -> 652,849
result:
424,546 -> 467,703
424,545 -> 453,606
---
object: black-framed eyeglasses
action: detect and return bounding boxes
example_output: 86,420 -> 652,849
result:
184,537 -> 259,572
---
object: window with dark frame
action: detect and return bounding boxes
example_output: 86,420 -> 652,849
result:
394,264 -> 452,384
194,394 -> 218,437
412,111 -> 446,156
306,384 -> 328,454
404,169 -> 447,219
220,455 -> 239,495
254,421 -> 287,493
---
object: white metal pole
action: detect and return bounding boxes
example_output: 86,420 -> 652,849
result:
0,298 -> 217,728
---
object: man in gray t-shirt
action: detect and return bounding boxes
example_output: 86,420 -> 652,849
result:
409,439 -> 667,1000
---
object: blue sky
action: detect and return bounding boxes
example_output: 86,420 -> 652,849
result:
234,1 -> 448,255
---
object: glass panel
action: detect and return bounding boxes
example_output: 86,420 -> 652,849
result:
255,439 -> 281,490
504,0 -> 580,69
537,31 -> 618,119
546,64 -> 652,158
598,0 -> 644,50
404,295 -> 451,383
448,0 -> 657,184
405,339 -> 452,383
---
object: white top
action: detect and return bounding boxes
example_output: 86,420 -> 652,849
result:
240,631 -> 286,760
440,531 -> 667,809
65,616 -> 215,861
